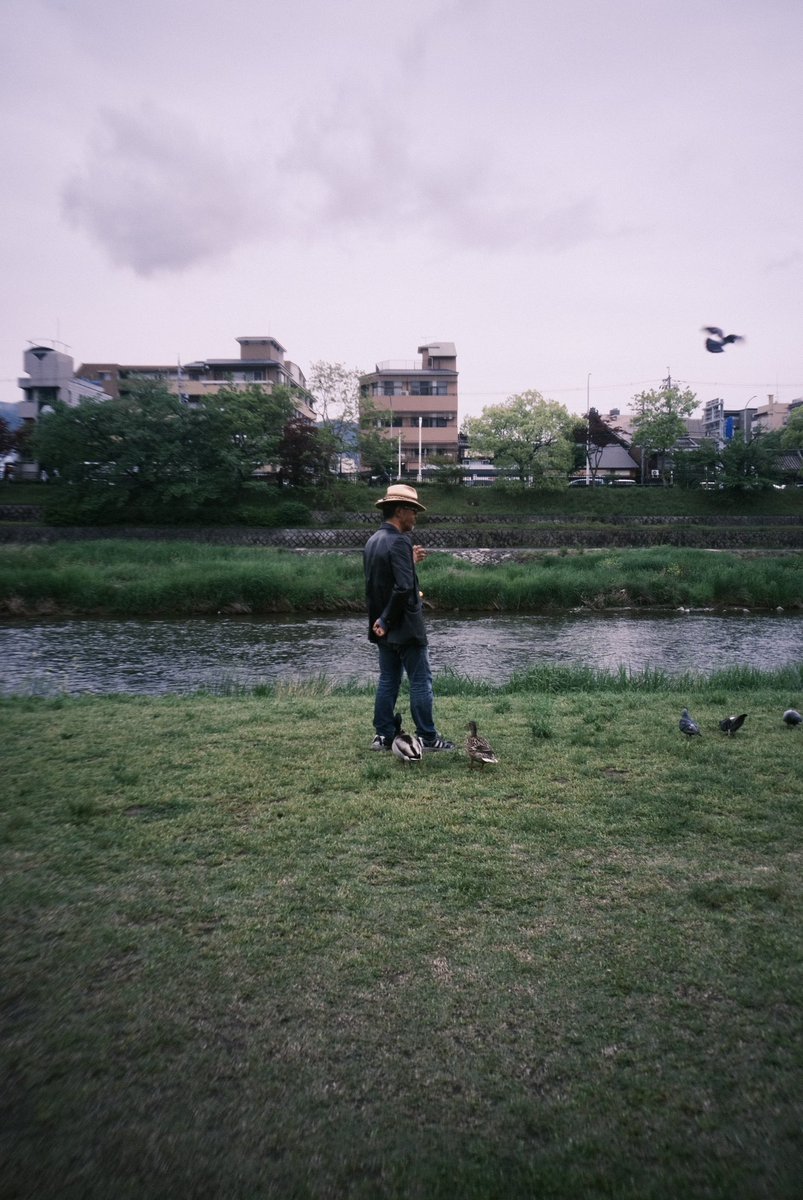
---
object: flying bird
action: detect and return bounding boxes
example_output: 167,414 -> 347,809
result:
702,326 -> 745,354
391,712 -> 423,764
465,720 -> 499,769
782,708 -> 802,727
679,708 -> 702,738
719,713 -> 747,735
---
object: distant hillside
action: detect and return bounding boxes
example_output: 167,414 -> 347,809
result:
0,403 -> 22,430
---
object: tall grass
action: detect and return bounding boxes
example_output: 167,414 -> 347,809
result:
0,541 -> 801,616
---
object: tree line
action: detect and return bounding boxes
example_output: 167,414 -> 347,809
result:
3,368 -> 800,521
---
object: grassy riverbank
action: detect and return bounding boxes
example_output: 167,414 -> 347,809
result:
2,675 -> 801,1198
1,541 -> 801,617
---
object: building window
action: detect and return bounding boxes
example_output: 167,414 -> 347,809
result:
411,381 -> 448,396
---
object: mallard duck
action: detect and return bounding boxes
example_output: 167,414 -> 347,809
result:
465,720 -> 498,769
391,712 -> 423,764
719,713 -> 747,735
679,708 -> 701,738
782,708 -> 802,727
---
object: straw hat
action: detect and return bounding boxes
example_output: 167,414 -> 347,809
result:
374,483 -> 426,512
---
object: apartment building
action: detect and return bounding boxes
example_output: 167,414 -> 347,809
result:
77,336 -> 316,422
18,343 -> 111,423
359,342 -> 459,479
751,394 -> 794,436
702,397 -> 756,445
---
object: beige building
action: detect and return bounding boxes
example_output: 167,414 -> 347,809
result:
751,394 -> 794,436
78,336 -> 316,422
359,342 -> 459,479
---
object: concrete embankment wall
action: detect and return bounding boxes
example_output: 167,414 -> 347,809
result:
1,509 -> 802,550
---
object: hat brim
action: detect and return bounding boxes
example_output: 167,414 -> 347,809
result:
375,497 -> 426,512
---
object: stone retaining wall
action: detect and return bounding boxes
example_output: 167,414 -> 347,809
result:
1,523 -> 801,549
329,511 -> 803,527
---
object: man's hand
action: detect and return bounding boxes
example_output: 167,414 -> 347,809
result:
372,618 -> 387,638
413,545 -> 427,565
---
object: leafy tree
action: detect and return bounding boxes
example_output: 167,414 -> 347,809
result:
356,395 -> 396,479
630,377 -> 697,484
718,431 -> 784,492
0,414 -> 15,457
462,390 -> 575,486
680,430 -> 784,491
204,383 -> 297,480
32,380 -> 297,520
277,417 -> 332,486
308,360 -> 362,467
780,405 -> 803,451
429,454 -> 466,487
673,441 -> 717,489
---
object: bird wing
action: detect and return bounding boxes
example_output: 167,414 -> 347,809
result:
721,334 -> 744,345
393,733 -> 422,761
705,339 -> 724,353
702,326 -> 724,337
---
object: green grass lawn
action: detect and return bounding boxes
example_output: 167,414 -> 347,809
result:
2,678 -> 801,1198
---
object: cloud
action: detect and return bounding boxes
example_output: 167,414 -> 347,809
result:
62,106 -> 268,275
280,89 -> 606,254
764,250 -> 803,273
63,85 -> 617,278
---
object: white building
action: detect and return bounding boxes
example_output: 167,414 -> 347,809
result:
18,344 -> 111,423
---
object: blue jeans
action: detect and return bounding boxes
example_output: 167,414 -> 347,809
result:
374,641 -> 437,741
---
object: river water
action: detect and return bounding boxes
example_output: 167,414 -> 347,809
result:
1,612 -> 801,696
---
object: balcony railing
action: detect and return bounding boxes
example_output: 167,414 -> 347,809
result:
374,358 -> 423,372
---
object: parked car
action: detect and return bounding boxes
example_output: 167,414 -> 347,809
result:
608,478 -> 637,487
568,476 -> 607,487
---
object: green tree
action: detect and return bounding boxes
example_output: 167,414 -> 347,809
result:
0,414 -> 15,457
462,390 -> 575,486
429,454 -> 466,487
204,383 -> 297,481
679,430 -> 784,491
32,380 -> 296,521
719,431 -> 784,492
630,377 -> 697,484
780,405 -> 803,451
356,395 -> 396,479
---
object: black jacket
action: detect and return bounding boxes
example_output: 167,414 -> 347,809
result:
363,522 -> 427,646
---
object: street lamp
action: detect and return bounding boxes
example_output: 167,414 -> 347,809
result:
743,395 -> 756,444
585,373 -> 591,484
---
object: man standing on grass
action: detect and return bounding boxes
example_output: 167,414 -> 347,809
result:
363,483 -> 455,753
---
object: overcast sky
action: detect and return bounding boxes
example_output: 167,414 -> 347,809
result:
1,0 -> 801,423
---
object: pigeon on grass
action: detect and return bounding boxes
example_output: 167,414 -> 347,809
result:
719,713 -> 747,735
679,708 -> 701,738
